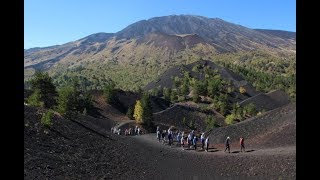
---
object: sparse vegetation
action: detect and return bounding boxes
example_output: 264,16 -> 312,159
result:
103,82 -> 117,104
41,110 -> 54,128
205,115 -> 219,130
189,119 -> 196,130
126,106 -> 134,120
239,86 -> 246,94
55,80 -> 93,119
27,89 -> 44,107
28,71 -> 58,108
242,103 -> 257,117
163,87 -> 171,101
225,114 -> 236,125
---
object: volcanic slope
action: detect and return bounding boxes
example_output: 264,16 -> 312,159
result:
239,89 -> 290,111
207,103 -> 296,148
153,102 -> 226,130
25,104 -> 295,179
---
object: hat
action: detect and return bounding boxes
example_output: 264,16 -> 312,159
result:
227,137 -> 230,139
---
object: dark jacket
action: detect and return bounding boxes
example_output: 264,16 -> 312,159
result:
225,139 -> 230,146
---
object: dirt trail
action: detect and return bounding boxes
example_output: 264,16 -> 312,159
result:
132,133 -> 296,157
126,133 -> 296,179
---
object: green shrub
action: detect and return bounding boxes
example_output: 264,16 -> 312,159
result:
225,114 -> 236,125
27,89 -> 44,107
205,115 -> 219,130
163,87 -> 171,101
177,96 -> 186,102
41,110 -> 54,128
189,119 -> 196,130
29,71 -> 58,108
182,117 -> 187,126
126,106 -> 134,120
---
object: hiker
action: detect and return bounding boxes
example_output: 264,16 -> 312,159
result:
168,131 -> 173,146
175,130 -> 180,137
157,129 -> 161,142
124,129 -> 128,136
128,128 -> 132,135
118,128 -> 121,135
193,135 -> 198,150
135,126 -> 138,135
177,132 -> 181,146
156,126 -> 160,138
137,127 -> 141,135
201,133 -> 205,150
205,136 -> 209,152
188,133 -> 192,148
191,130 -> 195,140
181,135 -> 185,149
224,136 -> 230,153
240,137 -> 245,152
167,128 -> 171,135
162,130 -> 166,144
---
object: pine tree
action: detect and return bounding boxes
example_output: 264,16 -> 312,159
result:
56,86 -> 77,117
181,79 -> 189,96
27,89 -> 44,107
29,71 -> 57,108
141,93 -> 153,127
103,81 -> 116,104
126,106 -> 134,119
170,90 -> 178,102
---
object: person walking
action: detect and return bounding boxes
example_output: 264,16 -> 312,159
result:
224,136 -> 230,153
193,135 -> 198,150
240,137 -> 245,152
135,126 -> 138,135
156,126 -> 160,138
188,133 -> 192,148
162,130 -> 166,144
177,132 -> 181,146
181,133 -> 185,149
201,133 -> 205,150
205,136 -> 209,152
157,129 -> 161,142
168,131 -> 173,146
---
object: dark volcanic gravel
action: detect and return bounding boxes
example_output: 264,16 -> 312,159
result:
24,105 -> 295,179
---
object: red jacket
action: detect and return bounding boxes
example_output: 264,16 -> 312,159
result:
240,138 -> 244,145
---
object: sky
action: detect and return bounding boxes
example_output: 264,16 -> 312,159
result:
24,0 -> 296,49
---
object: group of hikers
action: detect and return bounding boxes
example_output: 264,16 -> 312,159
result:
156,126 -> 211,152
111,125 -> 246,153
156,126 -> 246,153
111,126 -> 142,136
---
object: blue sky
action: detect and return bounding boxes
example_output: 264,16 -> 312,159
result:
24,0 -> 296,49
